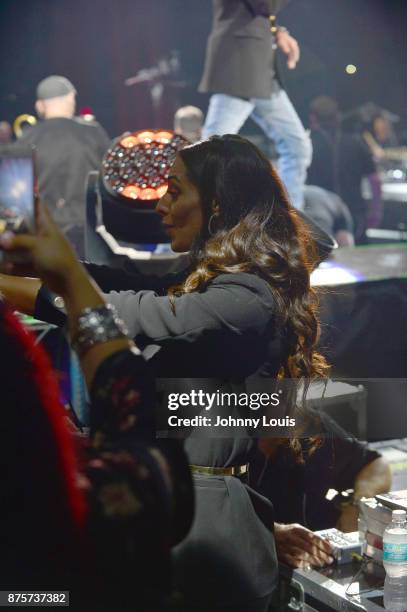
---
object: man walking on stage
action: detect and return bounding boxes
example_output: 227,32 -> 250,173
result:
199,0 -> 311,210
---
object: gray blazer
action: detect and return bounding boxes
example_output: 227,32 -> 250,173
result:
199,0 -> 290,99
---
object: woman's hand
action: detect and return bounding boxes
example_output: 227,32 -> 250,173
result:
274,522 -> 334,568
0,202 -> 134,388
0,202 -> 81,296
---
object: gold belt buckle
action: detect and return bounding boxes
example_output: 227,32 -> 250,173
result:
189,463 -> 249,477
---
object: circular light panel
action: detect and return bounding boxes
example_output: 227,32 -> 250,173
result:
103,129 -> 189,203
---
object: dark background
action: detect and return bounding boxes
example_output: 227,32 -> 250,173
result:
1,0 -> 406,138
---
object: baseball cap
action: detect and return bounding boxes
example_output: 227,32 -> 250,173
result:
36,75 -> 77,100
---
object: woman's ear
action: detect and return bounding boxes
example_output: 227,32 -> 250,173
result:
211,200 -> 220,216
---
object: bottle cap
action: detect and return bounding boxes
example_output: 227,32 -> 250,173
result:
392,509 -> 406,521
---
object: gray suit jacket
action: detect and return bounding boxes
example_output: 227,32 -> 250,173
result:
199,0 -> 289,99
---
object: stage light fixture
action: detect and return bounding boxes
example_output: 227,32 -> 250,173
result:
345,64 -> 357,75
102,129 -> 189,205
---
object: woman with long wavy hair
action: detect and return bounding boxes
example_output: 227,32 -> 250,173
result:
165,135 -> 328,380
0,134 -> 331,611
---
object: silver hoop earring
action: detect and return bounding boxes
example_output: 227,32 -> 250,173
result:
208,213 -> 218,236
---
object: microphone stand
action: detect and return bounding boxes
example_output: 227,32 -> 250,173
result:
124,51 -> 186,127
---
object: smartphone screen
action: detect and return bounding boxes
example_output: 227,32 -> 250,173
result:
0,145 -> 35,235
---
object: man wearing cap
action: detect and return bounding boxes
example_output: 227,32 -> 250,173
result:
17,75 -> 110,256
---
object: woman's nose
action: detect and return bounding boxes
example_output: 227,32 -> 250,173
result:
156,196 -> 170,216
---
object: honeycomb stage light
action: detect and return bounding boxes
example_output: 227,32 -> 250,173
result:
102,129 -> 189,206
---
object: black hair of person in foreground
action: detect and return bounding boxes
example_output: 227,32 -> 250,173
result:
0,227 -> 193,610
0,135 -> 333,612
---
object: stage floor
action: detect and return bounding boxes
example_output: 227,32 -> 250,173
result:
312,243 -> 407,286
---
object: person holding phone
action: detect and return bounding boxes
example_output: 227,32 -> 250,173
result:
0,135 -> 332,611
0,228 -> 193,609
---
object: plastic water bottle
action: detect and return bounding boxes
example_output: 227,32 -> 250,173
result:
383,509 -> 407,611
357,511 -> 367,555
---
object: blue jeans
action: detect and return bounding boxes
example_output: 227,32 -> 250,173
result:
202,91 -> 312,210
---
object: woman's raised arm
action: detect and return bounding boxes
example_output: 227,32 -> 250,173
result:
0,204 -> 132,388
0,274 -> 41,315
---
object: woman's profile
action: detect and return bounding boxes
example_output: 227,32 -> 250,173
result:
0,134 -> 330,611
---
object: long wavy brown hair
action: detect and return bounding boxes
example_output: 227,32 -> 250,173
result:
168,135 -> 329,458
170,135 -> 329,381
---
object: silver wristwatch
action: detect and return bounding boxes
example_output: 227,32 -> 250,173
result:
70,304 -> 129,357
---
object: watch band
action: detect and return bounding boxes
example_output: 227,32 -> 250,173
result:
70,304 -> 129,357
